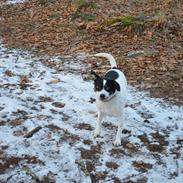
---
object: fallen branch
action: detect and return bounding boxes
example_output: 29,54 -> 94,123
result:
24,126 -> 42,138
175,160 -> 179,177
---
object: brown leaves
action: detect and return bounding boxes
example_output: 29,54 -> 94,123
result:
80,144 -> 101,160
147,143 -> 165,153
75,123 -> 93,131
39,96 -> 53,102
19,75 -> 31,90
106,161 -> 119,169
133,161 -> 153,173
52,102 -> 65,108
4,70 -> 13,77
0,155 -> 43,174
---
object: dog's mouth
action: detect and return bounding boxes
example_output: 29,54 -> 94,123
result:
100,97 -> 107,101
99,94 -> 109,102
100,94 -> 116,102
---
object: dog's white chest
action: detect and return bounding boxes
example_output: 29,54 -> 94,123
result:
96,94 -> 123,117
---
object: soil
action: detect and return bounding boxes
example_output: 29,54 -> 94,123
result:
75,122 -> 93,131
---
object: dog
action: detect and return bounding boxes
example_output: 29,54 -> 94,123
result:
91,53 -> 127,146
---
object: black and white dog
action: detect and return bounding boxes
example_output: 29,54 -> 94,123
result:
91,53 -> 127,146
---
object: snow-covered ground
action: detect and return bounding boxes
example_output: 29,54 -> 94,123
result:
0,42 -> 183,183
5,0 -> 27,4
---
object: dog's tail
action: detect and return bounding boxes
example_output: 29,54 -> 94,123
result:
94,53 -> 117,68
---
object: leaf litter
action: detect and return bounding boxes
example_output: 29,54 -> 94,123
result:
0,1 -> 183,182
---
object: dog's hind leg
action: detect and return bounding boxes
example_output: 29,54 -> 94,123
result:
113,114 -> 124,146
94,111 -> 103,137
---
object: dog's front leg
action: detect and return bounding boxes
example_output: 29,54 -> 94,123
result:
113,114 -> 123,146
94,111 -> 103,137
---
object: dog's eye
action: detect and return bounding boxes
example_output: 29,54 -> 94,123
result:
104,86 -> 109,91
95,86 -> 100,91
95,85 -> 102,91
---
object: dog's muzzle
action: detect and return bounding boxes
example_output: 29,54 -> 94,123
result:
99,93 -> 116,102
100,94 -> 105,100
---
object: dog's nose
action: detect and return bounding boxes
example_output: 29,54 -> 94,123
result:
100,94 -> 105,100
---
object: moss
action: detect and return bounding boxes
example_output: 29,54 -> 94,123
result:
48,12 -> 60,19
71,12 -> 95,22
120,16 -> 140,27
101,12 -> 167,34
73,0 -> 97,10
71,0 -> 96,22
103,15 -> 144,28
38,0 -> 56,6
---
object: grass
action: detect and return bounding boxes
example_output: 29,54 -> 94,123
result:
101,12 -> 167,34
103,15 -> 145,27
48,12 -> 60,19
101,15 -> 145,33
73,0 -> 97,10
38,0 -> 56,6
71,12 -> 96,22
71,0 -> 97,22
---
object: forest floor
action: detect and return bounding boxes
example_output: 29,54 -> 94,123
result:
0,1 -> 183,183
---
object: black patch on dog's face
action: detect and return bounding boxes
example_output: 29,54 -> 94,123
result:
94,77 -> 103,91
104,80 -> 116,95
91,70 -> 120,101
93,77 -> 120,93
104,79 -> 120,94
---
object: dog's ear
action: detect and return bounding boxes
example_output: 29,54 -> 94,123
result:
91,70 -> 100,79
112,80 -> 120,91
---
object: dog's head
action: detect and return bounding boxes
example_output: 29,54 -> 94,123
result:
91,70 -> 120,102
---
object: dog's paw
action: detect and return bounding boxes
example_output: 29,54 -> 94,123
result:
113,139 -> 121,146
93,130 -> 100,138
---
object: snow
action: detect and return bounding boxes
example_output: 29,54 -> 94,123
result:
0,42 -> 183,183
6,0 -> 27,4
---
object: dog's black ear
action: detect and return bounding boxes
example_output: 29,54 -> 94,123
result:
91,70 -> 100,79
113,80 -> 120,91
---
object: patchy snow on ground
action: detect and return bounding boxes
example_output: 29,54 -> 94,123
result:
0,42 -> 183,183
5,0 -> 27,4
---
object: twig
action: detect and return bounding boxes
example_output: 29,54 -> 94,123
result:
24,126 -> 42,138
175,160 -> 179,177
121,172 -> 145,182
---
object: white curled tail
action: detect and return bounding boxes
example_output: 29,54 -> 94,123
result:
94,53 -> 117,68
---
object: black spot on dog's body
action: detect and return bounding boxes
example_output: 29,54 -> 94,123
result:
105,70 -> 119,80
